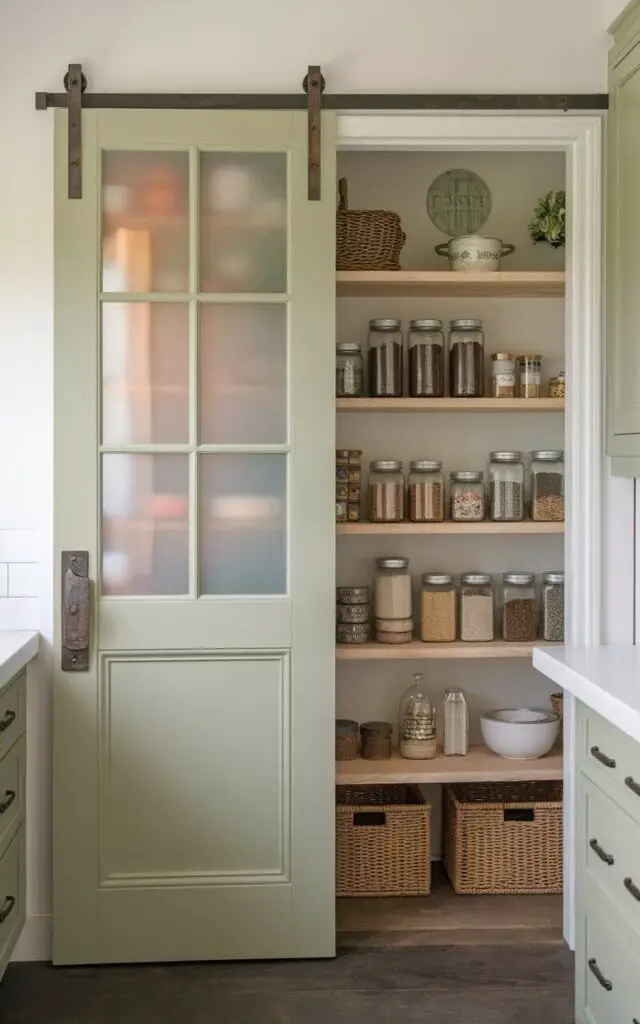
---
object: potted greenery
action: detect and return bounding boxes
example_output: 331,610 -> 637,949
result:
529,190 -> 565,249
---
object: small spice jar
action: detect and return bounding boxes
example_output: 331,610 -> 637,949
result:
420,573 -> 457,643
336,343 -> 363,398
336,621 -> 371,645
490,352 -> 516,399
360,721 -> 393,760
450,470 -> 486,522
449,319 -> 485,398
336,719 -> 359,761
368,460 -> 405,523
517,355 -> 543,398
399,674 -> 437,760
488,451 -> 525,522
375,558 -> 412,643
460,573 -> 494,642
541,570 -> 565,642
531,450 -> 564,522
337,585 -> 369,605
443,689 -> 469,756
409,320 -> 445,397
549,371 -> 566,399
368,319 -> 403,398
502,572 -> 537,642
408,460 -> 445,523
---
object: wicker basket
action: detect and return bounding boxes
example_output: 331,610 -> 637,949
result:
550,693 -> 564,719
336,784 -> 431,897
336,178 -> 406,271
443,781 -> 563,895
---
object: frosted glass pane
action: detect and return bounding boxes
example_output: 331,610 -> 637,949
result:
102,303 -> 189,444
200,454 -> 286,595
199,304 -> 287,444
102,454 -> 189,596
102,152 -> 189,293
200,153 -> 287,293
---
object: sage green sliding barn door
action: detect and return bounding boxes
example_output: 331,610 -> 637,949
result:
53,110 -> 336,964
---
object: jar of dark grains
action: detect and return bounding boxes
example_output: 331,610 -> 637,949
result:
488,451 -> 525,522
409,319 -> 444,397
541,571 -> 565,642
336,343 -> 363,397
336,719 -> 359,761
360,721 -> 393,760
368,319 -> 403,398
450,470 -> 486,522
502,572 -> 537,642
531,450 -> 564,522
408,460 -> 444,522
449,319 -> 485,398
368,459 -> 405,522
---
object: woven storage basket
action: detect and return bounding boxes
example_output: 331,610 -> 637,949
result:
336,784 -> 431,897
336,178 -> 406,271
443,780 -> 563,895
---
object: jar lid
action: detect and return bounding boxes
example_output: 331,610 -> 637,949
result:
409,319 -> 443,330
450,319 -> 483,330
336,342 -> 361,353
422,572 -> 454,585
336,718 -> 358,733
376,557 -> 409,570
532,450 -> 564,461
450,470 -> 484,482
461,573 -> 492,586
503,571 -> 535,585
518,354 -> 543,362
360,720 -> 393,736
409,459 -> 442,472
369,318 -> 401,330
490,352 -> 514,361
490,451 -> 522,462
370,459 -> 402,472
543,571 -> 565,584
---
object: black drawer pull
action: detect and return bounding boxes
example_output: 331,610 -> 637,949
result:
589,838 -> 614,866
624,877 -> 640,902
590,746 -> 616,768
625,776 -> 640,797
0,711 -> 16,734
0,791 -> 15,815
0,896 -> 15,925
588,958 -> 612,991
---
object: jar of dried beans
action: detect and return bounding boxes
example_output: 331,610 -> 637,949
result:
541,570 -> 565,642
450,470 -> 485,522
502,572 -> 537,642
368,460 -> 405,522
460,573 -> 494,642
449,319 -> 485,398
531,450 -> 564,522
420,573 -> 457,643
409,320 -> 444,397
408,460 -> 444,522
488,451 -> 525,522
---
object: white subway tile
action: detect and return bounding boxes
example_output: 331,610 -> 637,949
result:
0,598 -> 39,631
0,566 -> 7,598
0,530 -> 39,563
8,563 -> 39,598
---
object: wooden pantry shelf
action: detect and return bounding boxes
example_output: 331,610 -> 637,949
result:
336,270 -> 565,298
336,640 -> 546,660
336,746 -> 563,785
336,397 -> 565,412
336,521 -> 564,536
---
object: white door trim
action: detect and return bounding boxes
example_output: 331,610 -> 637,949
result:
336,112 -> 610,950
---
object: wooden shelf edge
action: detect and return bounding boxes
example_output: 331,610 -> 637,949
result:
335,747 -> 563,785
336,398 -> 565,412
336,641 -> 553,660
336,270 -> 565,298
337,521 -> 564,535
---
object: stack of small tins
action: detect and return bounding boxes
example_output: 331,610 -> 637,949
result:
336,586 -> 371,645
336,449 -> 362,522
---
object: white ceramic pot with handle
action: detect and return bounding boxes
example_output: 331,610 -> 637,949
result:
435,235 -> 515,272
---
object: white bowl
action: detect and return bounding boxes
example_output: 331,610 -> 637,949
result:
480,708 -> 560,760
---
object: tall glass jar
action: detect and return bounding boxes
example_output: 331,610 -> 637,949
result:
399,673 -> 437,759
336,342 -> 363,397
517,354 -> 543,398
549,371 -> 566,399
488,451 -> 525,522
502,571 -> 537,642
408,460 -> 444,522
490,352 -> 516,398
374,557 -> 412,643
420,573 -> 457,643
541,570 -> 565,642
531,450 -> 565,522
449,319 -> 485,397
368,459 -> 405,522
460,573 -> 494,642
443,690 -> 469,756
368,319 -> 403,398
409,319 -> 444,397
450,470 -> 485,522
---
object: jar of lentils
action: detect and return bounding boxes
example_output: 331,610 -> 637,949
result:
420,573 -> 457,643
460,573 -> 494,642
502,572 -> 537,642
368,460 -> 405,522
531,450 -> 564,522
368,319 -> 403,398
336,342 -> 363,397
409,319 -> 445,397
450,470 -> 486,522
408,459 -> 444,522
488,451 -> 525,522
517,355 -> 542,398
541,570 -> 565,642
449,319 -> 485,397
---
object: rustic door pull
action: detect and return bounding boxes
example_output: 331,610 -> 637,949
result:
625,776 -> 640,797
590,746 -> 616,768
624,877 -> 640,902
589,838 -> 614,866
0,896 -> 15,924
0,711 -> 15,734
0,791 -> 15,815
588,959 -> 612,991
61,551 -> 90,671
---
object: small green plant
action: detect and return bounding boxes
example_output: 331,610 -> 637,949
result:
529,190 -> 566,249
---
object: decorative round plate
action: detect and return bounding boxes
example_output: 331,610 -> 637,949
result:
426,169 -> 492,237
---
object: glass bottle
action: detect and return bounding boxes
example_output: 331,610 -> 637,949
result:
408,460 -> 445,522
443,690 -> 469,756
368,459 -> 405,523
420,573 -> 457,642
490,352 -> 516,398
368,319 -> 403,398
531,450 -> 564,522
449,319 -> 485,398
460,573 -> 494,642
408,320 -> 444,397
374,557 -> 413,644
541,570 -> 565,642
517,354 -> 543,398
502,572 -> 537,642
450,470 -> 485,522
336,342 -> 363,397
488,451 -> 525,522
399,673 -> 437,759
549,371 -> 566,399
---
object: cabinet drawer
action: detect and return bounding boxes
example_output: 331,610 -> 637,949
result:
0,826 -> 24,982
0,673 -> 25,763
576,891 -> 640,1024
579,705 -> 640,825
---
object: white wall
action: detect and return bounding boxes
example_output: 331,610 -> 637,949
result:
0,0 -> 614,962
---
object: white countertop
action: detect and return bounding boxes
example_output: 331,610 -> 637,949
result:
0,632 -> 39,694
533,644 -> 640,744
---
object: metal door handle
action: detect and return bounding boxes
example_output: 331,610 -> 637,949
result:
61,551 -> 89,671
624,877 -> 640,902
0,791 -> 16,815
625,776 -> 640,797
0,896 -> 15,924
588,958 -> 612,991
589,838 -> 614,866
590,746 -> 616,768
0,711 -> 15,734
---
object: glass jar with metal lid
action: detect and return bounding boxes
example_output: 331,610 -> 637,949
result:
368,459 -> 405,523
490,352 -> 516,398
517,354 -> 543,398
368,319 -> 403,398
336,342 -> 363,398
460,573 -> 494,642
450,470 -> 485,522
488,451 -> 525,522
541,570 -> 565,642
374,557 -> 412,644
449,319 -> 485,398
549,371 -> 566,399
531,450 -> 564,522
408,320 -> 444,397
408,460 -> 444,522
502,571 -> 537,642
420,573 -> 457,643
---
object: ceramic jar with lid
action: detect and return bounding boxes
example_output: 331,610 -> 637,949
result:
360,721 -> 393,760
368,319 -> 403,397
336,719 -> 359,761
368,460 -> 405,522
449,319 -> 485,397
408,320 -> 444,397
